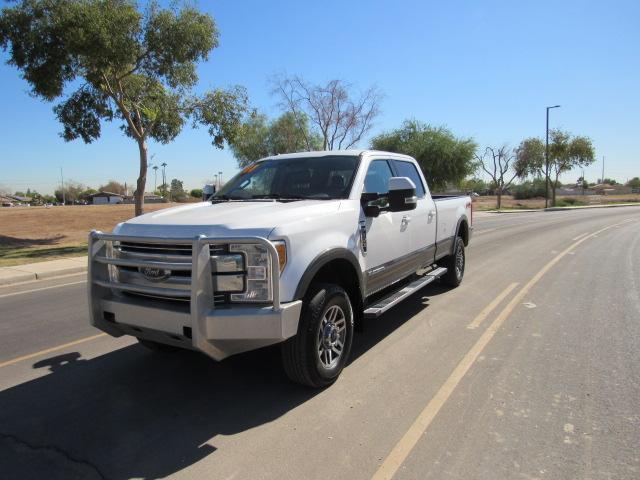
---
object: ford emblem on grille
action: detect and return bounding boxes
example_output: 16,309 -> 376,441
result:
139,266 -> 172,282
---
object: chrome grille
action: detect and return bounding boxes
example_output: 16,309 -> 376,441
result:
106,240 -> 230,305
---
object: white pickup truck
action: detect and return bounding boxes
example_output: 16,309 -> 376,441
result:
89,150 -> 472,387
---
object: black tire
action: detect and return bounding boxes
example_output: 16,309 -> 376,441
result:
281,283 -> 354,388
137,338 -> 179,353
441,236 -> 465,287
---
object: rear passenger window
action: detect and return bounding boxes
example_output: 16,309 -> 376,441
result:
394,161 -> 426,197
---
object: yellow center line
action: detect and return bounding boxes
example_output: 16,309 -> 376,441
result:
572,232 -> 589,241
372,217 -> 636,480
0,333 -> 107,369
466,282 -> 519,329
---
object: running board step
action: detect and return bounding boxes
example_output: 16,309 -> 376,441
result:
364,267 -> 447,318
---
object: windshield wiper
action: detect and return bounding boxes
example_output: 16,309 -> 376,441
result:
211,194 -> 248,202
251,194 -> 310,201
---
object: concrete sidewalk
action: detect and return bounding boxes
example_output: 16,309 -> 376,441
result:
0,256 -> 87,286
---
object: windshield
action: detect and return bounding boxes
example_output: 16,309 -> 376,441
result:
214,155 -> 359,200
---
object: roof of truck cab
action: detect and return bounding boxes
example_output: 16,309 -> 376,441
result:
262,150 -> 415,161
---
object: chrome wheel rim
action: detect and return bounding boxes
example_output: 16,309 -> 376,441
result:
317,305 -> 346,369
455,242 -> 464,279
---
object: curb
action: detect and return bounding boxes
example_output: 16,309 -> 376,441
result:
0,257 -> 87,286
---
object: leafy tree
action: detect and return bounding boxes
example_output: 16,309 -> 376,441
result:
514,137 -> 545,178
80,188 -> 98,201
170,178 -> 186,200
190,188 -> 203,198
512,178 -> 548,199
602,177 -> 618,185
476,146 -> 520,209
459,177 -> 487,194
99,180 -> 126,195
272,75 -> 382,150
627,177 -> 640,188
0,0 -> 248,216
548,129 -> 595,205
55,179 -> 85,203
13,191 -> 25,197
371,120 -> 477,192
229,111 -> 322,167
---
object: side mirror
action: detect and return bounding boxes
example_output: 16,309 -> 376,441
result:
363,204 -> 381,217
388,177 -> 417,212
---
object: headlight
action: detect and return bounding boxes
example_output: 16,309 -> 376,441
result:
229,243 -> 273,302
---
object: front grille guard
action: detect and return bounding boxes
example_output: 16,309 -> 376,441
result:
88,231 -> 281,358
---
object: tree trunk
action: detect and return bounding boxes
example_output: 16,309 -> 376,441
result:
135,139 -> 148,217
496,187 -> 502,209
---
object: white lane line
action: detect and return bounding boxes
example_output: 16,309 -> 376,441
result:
0,280 -> 86,299
572,232 -> 589,241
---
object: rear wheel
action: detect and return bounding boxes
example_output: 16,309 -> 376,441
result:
441,236 -> 465,287
281,283 -> 354,388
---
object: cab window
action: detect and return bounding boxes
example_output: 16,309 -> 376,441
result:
393,160 -> 426,197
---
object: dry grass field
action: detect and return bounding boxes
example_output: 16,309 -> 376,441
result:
0,203 -> 178,266
1,195 -> 639,266
473,194 -> 640,211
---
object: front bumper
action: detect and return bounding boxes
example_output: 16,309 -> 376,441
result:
88,231 -> 302,360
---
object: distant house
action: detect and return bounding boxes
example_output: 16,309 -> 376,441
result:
89,191 -> 124,205
1,195 -> 15,207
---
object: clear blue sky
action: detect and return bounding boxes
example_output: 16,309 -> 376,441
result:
1,0 -> 638,195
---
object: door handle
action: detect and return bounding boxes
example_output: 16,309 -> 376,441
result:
401,215 -> 411,226
428,210 -> 435,222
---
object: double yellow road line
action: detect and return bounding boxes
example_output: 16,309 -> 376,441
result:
372,218 -> 636,479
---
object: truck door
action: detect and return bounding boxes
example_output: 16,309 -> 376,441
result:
392,159 -> 438,267
360,159 -> 414,294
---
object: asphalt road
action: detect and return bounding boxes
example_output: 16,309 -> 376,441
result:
0,207 -> 638,480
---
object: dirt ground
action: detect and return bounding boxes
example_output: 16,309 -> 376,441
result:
0,203 -> 177,265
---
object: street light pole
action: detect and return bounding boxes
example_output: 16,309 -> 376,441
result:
218,171 -> 223,189
545,105 -> 561,208
161,162 -> 167,198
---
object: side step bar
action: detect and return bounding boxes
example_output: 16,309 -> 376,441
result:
364,267 -> 447,318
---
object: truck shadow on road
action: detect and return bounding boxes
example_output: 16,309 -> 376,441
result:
0,284 -> 448,480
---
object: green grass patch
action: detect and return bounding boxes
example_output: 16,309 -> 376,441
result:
0,244 -> 87,267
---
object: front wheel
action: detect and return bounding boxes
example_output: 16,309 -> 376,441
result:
281,283 -> 354,388
441,236 -> 465,287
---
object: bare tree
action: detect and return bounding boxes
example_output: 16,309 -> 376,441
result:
477,146 -> 519,209
272,75 -> 382,151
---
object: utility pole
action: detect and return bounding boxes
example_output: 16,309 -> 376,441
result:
601,156 -> 605,184
218,171 -> 223,189
545,105 -> 561,208
60,166 -> 66,205
214,174 -> 218,190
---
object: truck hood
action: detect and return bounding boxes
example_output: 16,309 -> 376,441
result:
114,200 -> 343,239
